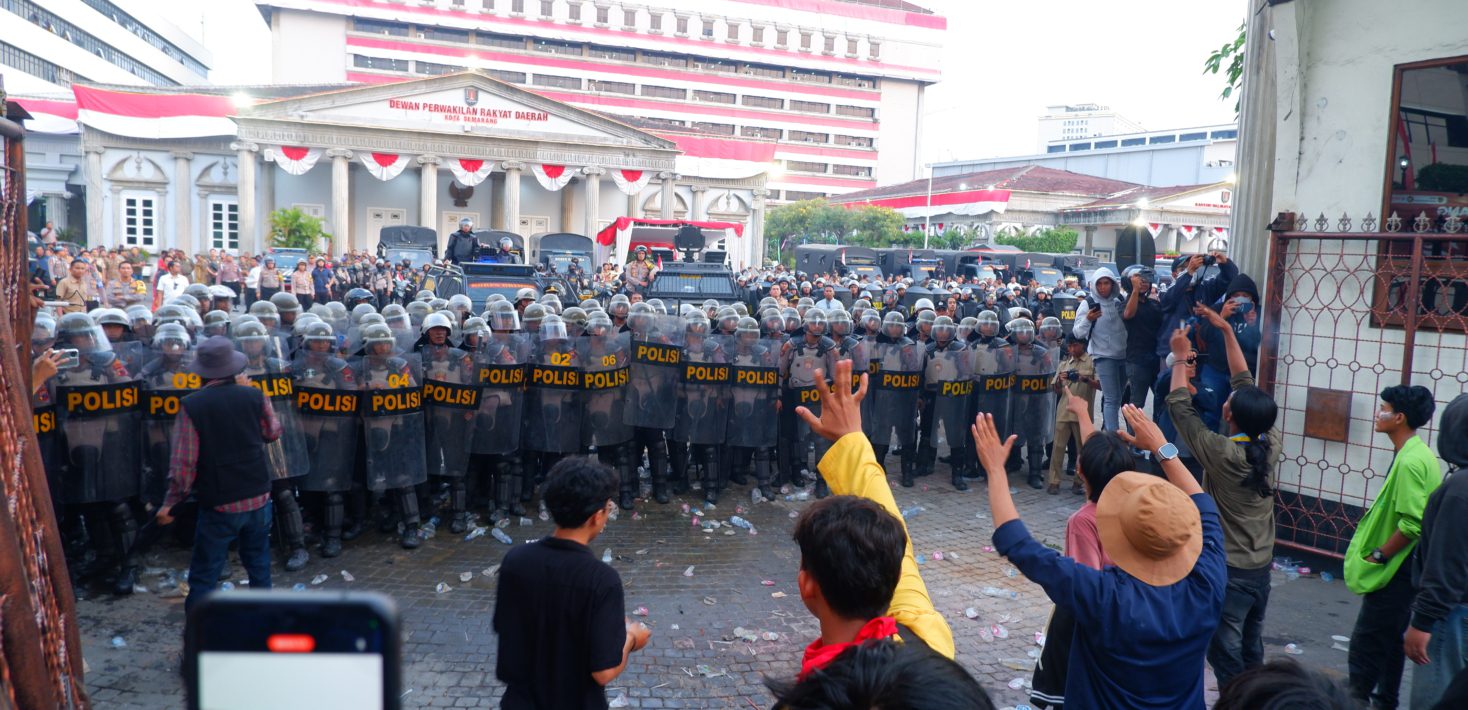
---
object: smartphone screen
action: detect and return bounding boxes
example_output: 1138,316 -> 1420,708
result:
187,591 -> 399,710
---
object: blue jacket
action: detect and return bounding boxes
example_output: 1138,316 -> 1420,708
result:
1155,261 -> 1238,359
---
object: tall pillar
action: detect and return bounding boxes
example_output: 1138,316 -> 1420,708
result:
45,194 -> 68,230
581,166 -> 604,238
659,172 -> 676,219
418,155 -> 441,254
502,161 -> 524,235
171,151 -> 193,254
231,142 -> 259,254
1083,226 -> 1096,255
259,159 -> 276,239
690,184 -> 707,221
327,149 -> 353,255
627,192 -> 638,218
559,179 -> 575,232
490,172 -> 506,230
750,187 -> 769,268
84,147 -> 103,247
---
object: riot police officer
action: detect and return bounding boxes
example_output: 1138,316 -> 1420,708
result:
919,316 -> 971,491
1006,318 -> 1056,489
866,311 -> 922,486
670,311 -> 732,503
293,322 -> 359,557
472,305 -> 528,519
780,309 -> 837,493
623,303 -> 681,509
354,322 -> 428,549
416,312 -> 477,533
237,319 -> 312,571
726,317 -> 780,504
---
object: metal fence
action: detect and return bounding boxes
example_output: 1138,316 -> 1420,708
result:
1260,210 -> 1468,558
1,98 -> 88,708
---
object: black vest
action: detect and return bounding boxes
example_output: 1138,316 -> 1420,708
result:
181,384 -> 271,508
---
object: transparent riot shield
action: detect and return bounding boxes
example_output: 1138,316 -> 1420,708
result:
865,340 -> 923,447
1009,344 -> 1057,452
726,338 -> 781,449
355,351 -> 428,491
419,343 -> 478,479
138,350 -> 198,506
624,315 -> 684,431
523,337 -> 583,454
470,337 -> 525,456
239,331 -> 309,481
924,345 -> 973,452
293,351 -> 360,493
971,342 -> 1016,438
579,331 -> 633,449
672,334 -> 729,446
55,362 -> 142,505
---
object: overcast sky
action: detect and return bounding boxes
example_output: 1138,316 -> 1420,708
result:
174,0 -> 1244,164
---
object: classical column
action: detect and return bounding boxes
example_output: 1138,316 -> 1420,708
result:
627,192 -> 638,218
502,161 -> 524,235
750,187 -> 769,267
417,154 -> 440,230
259,159 -> 276,233
231,142 -> 259,254
84,147 -> 103,247
1083,226 -> 1096,255
659,171 -> 676,219
581,166 -> 604,238
560,178 -> 575,232
45,194 -> 68,230
689,184 -> 707,221
327,149 -> 353,255
171,151 -> 193,254
490,172 -> 506,230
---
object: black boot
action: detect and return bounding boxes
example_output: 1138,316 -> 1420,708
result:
321,493 -> 344,558
109,502 -> 138,596
753,449 -> 776,502
490,459 -> 510,522
507,460 -> 527,517
951,469 -> 970,492
702,447 -> 721,506
448,479 -> 469,534
648,438 -> 670,505
814,477 -> 830,499
398,489 -> 422,550
618,446 -> 638,512
1026,470 -> 1044,490
518,453 -> 537,505
273,487 -> 309,572
342,490 -> 365,541
668,441 -> 690,495
900,456 -> 916,488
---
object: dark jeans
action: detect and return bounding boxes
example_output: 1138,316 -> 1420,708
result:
184,502 -> 274,615
1349,561 -> 1415,709
1207,563 -> 1272,689
1125,357 -> 1159,409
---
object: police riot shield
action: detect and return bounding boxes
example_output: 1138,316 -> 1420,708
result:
1052,294 -> 1080,335
523,334 -> 583,454
238,326 -> 309,481
624,315 -> 684,431
672,333 -> 729,446
420,343 -> 478,479
294,349 -> 360,493
470,336 -> 526,456
726,338 -> 781,449
55,364 -> 142,505
138,340 -> 198,505
1009,344 -> 1057,450
355,348 -> 428,491
970,341 -> 1016,438
865,340 -> 923,447
924,345 -> 973,452
579,331 -> 633,448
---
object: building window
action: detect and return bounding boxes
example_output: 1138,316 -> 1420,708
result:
868,40 -> 880,59
744,63 -> 784,79
702,19 -> 715,38
695,58 -> 736,73
487,69 -> 527,83
1180,131 -> 1208,142
823,35 -> 836,53
1046,145 -> 1067,154
1068,143 -> 1092,151
353,55 -> 409,72
1148,135 -> 1176,144
800,32 -> 812,50
475,31 -> 525,49
690,121 -> 736,135
209,199 -> 239,251
788,130 -> 829,143
784,190 -> 826,201
741,126 -> 783,139
568,2 -> 582,21
589,79 -> 635,94
589,45 -> 636,61
693,90 -> 736,104
727,22 -> 740,41
1093,139 -> 1118,149
533,74 -> 582,89
352,18 -> 409,36
791,68 -> 831,84
1120,137 -> 1146,147
641,51 -> 687,67
676,15 -> 689,34
847,38 -> 858,55
1210,129 -> 1238,139
511,0 -> 525,13
832,164 -> 871,178
751,26 -> 764,43
648,12 -> 661,30
790,100 -> 830,114
595,5 -> 609,23
532,39 -> 582,55
834,134 -> 873,148
834,74 -> 877,89
835,104 -> 875,119
786,160 -> 828,174
637,117 -> 686,130
541,1 -> 554,18
775,28 -> 788,46
122,194 -> 157,248
75,0 -> 208,75
420,26 -> 470,42
0,40 -> 89,86
742,95 -> 784,109
640,84 -> 687,99
416,60 -> 463,75
623,9 -> 636,27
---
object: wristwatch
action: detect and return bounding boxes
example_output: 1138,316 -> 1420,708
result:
1370,548 -> 1388,563
1156,442 -> 1179,462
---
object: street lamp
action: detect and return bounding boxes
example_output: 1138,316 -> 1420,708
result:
1398,156 -> 1411,187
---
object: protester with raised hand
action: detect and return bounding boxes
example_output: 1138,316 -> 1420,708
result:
975,402 -> 1225,709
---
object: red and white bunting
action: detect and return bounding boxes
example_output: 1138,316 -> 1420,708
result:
531,163 -> 575,191
608,169 -> 654,195
1146,222 -> 1163,238
361,152 -> 411,181
1177,225 -> 1197,240
448,158 -> 494,187
266,146 -> 323,176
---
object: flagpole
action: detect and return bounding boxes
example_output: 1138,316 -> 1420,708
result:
923,163 -> 933,250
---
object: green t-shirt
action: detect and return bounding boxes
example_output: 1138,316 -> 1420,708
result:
1344,435 -> 1441,594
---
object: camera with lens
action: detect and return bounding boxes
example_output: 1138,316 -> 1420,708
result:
1201,254 -> 1218,267
1066,370 -> 1080,382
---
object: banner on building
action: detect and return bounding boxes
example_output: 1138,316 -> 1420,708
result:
72,85 -> 240,139
531,164 -> 575,191
448,158 -> 494,187
266,146 -> 323,176
609,169 -> 654,195
361,152 -> 411,181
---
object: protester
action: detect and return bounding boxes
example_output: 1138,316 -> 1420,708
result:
1345,383 -> 1440,709
976,392 -> 1226,709
1213,658 -> 1360,710
1193,272 -> 1262,416
1120,267 -> 1162,409
1405,394 -> 1468,709
156,336 -> 281,613
767,639 -> 994,710
1166,306 -> 1279,689
1071,267 -> 1126,431
493,458 -> 650,709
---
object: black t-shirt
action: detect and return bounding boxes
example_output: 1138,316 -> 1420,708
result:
1123,294 -> 1164,361
494,536 -> 626,710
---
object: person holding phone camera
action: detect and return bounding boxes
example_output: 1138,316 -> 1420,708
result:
1192,273 -> 1263,422
1070,268 -> 1127,432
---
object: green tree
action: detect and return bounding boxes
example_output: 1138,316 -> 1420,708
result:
995,227 -> 1079,254
268,207 -> 331,254
764,199 -> 908,263
1203,21 -> 1246,116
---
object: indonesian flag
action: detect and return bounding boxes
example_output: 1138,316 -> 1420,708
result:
531,164 -> 575,191
11,97 -> 79,134
609,169 -> 654,195
448,158 -> 494,187
361,152 -> 411,181
72,85 -> 240,139
266,146 -> 323,176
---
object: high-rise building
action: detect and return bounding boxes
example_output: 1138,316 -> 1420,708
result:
254,0 -> 945,200
1035,103 -> 1145,152
0,0 -> 212,93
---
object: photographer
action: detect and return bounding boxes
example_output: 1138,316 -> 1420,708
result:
1071,268 -> 1127,432
1121,266 -> 1163,410
1156,252 -> 1236,361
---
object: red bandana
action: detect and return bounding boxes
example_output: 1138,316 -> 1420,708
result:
798,616 -> 900,681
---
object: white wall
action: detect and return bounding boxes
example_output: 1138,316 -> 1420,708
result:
877,79 -> 921,184
352,166 -> 419,249
271,8 -> 347,84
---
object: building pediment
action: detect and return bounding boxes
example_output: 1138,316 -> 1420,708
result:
238,71 -> 676,151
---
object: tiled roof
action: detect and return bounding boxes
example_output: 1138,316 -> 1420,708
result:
1064,183 -> 1226,210
831,165 -> 1142,202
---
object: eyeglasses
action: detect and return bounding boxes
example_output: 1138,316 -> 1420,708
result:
1185,356 -> 1198,365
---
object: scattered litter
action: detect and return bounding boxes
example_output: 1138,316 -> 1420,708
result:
518,517 -> 533,526
459,571 -> 473,583
1332,643 -> 1350,652
785,490 -> 811,502
464,527 -> 486,541
900,505 -> 925,518
931,551 -> 944,561
702,596 -> 717,605
1320,572 -> 1334,582
1035,632 -> 1047,646
691,517 -> 701,527
602,549 -> 613,564
671,624 -> 680,630
692,508 -> 704,517
761,580 -> 776,586
1331,635 -> 1350,643
788,511 -> 799,519
964,607 -> 980,619
491,528 -> 514,545
1007,678 -> 1025,690
729,516 -> 755,533
983,546 -> 994,553
695,664 -> 725,678
981,586 -> 1019,600
636,549 -> 649,555
633,606 -> 649,617
482,565 -> 500,577
1027,649 -> 1041,659
771,592 -> 787,599
681,504 -> 691,514
762,632 -> 779,641
608,693 -> 629,708
947,552 -> 959,562
1005,567 -> 1019,578
733,627 -> 758,642
1284,643 -> 1303,655
159,582 -> 188,598
999,658 -> 1032,671
292,583 -> 307,591
915,554 -> 926,565
631,512 -> 642,521
991,624 -> 1010,639
683,565 -> 696,577
435,582 -> 452,593
110,636 -> 126,648
220,581 -> 235,591
311,574 -> 328,586
979,625 -> 993,642
723,529 -> 736,536
132,584 -> 149,594
1297,567 -> 1312,576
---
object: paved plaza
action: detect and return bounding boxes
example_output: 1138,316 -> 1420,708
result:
78,461 -> 1379,709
